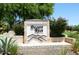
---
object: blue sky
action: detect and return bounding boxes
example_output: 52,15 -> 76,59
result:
53,3 -> 79,26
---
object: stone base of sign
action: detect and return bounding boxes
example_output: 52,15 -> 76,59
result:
13,36 -> 23,45
50,37 -> 65,42
17,42 -> 72,55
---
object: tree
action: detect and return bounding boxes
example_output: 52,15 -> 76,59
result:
19,3 -> 54,20
0,3 -> 54,30
0,3 -> 54,21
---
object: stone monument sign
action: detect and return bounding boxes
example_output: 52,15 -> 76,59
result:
24,19 -> 50,43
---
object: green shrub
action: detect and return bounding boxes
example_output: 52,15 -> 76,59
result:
0,21 -> 10,34
64,31 -> 79,39
9,44 -> 18,55
50,17 -> 67,37
12,23 -> 24,35
73,25 -> 79,32
66,25 -> 79,32
64,31 -> 79,54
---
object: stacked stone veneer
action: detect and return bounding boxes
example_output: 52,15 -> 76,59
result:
17,43 -> 72,55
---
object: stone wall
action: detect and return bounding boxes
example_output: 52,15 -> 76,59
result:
0,31 -> 75,45
13,36 -> 23,44
50,37 -> 75,44
50,37 -> 65,42
17,43 -> 72,55
65,37 -> 75,44
0,30 -> 76,55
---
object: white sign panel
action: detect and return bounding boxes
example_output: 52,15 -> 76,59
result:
24,20 -> 49,43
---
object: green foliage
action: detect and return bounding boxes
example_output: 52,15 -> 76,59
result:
73,41 -> 79,54
20,3 -> 54,20
0,3 -> 54,31
73,25 -> 79,32
0,20 -> 10,34
64,31 -> 79,38
9,44 -> 18,55
64,31 -> 79,54
12,22 -> 24,35
0,3 -> 54,24
66,25 -> 73,31
0,37 -> 18,55
50,17 -> 67,37
66,25 -> 79,32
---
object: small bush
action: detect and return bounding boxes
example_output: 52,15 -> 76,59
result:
9,44 -> 18,55
0,21 -> 10,34
50,17 -> 67,37
12,23 -> 24,35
